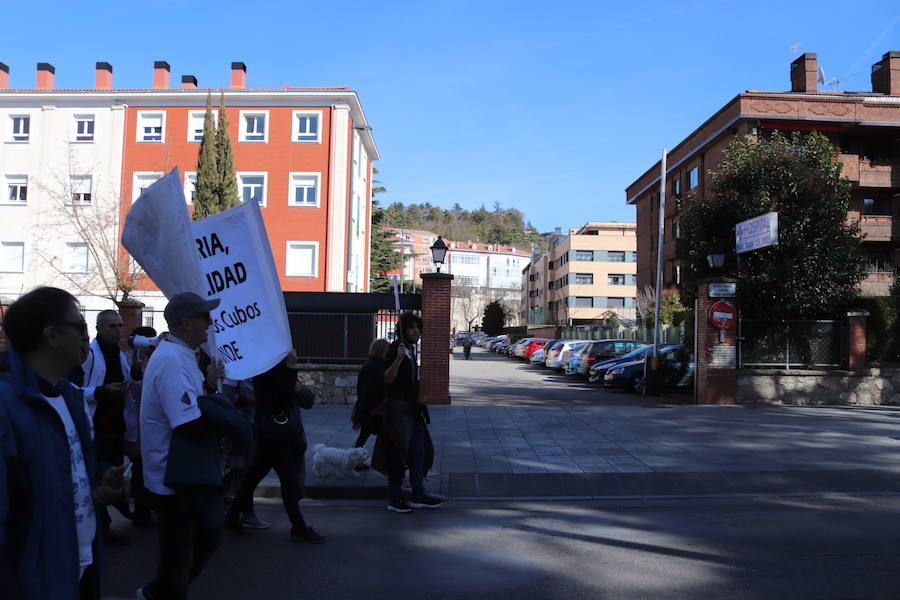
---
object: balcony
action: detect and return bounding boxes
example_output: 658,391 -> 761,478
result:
860,271 -> 894,296
839,154 -> 900,188
859,215 -> 895,242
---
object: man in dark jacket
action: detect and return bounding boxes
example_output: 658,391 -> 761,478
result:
0,287 -> 127,600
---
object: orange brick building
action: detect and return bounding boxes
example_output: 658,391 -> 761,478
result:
626,51 -> 900,295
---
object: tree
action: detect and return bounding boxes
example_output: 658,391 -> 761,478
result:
34,156 -> 145,307
636,285 -> 685,325
369,168 -> 402,292
482,301 -> 506,335
216,92 -> 239,210
193,93 -> 219,220
679,131 -> 866,319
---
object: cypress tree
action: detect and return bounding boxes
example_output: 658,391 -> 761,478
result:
216,92 -> 239,209
193,93 -> 219,220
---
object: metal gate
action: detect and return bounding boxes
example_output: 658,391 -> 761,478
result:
737,319 -> 845,369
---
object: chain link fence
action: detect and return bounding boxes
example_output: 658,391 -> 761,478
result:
738,319 -> 845,369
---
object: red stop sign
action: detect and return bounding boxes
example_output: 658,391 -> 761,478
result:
708,301 -> 736,330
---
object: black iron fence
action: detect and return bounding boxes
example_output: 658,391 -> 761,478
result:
288,308 -> 420,364
738,319 -> 846,369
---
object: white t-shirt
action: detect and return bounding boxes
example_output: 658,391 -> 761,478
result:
42,394 -> 96,579
139,337 -> 204,495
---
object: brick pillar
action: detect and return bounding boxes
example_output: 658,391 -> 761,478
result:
420,272 -> 453,405
846,309 -> 869,370
118,298 -> 145,352
695,278 -> 737,405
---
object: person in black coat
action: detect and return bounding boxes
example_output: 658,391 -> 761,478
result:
351,338 -> 391,465
225,351 -> 323,543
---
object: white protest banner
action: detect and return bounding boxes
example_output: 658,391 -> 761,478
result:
121,168 -> 204,299
191,200 -> 292,380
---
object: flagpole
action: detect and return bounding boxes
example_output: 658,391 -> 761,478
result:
647,148 -> 667,396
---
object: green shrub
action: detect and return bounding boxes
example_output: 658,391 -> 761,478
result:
853,296 -> 900,362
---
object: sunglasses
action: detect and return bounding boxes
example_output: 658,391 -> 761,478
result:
56,320 -> 88,335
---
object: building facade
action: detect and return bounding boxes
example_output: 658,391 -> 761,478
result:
0,60 -> 379,322
625,51 -> 900,295
521,223 -> 638,325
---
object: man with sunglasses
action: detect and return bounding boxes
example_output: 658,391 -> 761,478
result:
137,292 -> 226,600
0,287 -> 128,600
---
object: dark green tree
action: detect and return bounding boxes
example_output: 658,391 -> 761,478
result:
216,92 -> 239,209
369,169 -> 403,292
679,131 -> 866,318
482,301 -> 506,335
192,93 -> 219,220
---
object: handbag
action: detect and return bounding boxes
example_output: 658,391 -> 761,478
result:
257,385 -> 315,445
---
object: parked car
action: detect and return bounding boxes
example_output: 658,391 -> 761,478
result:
513,338 -> 538,358
488,335 -> 510,351
588,344 -> 671,383
498,343 -> 514,356
575,339 -> 647,377
529,348 -> 546,365
558,342 -> 588,373
545,340 -> 580,369
523,338 -> 550,360
564,353 -> 581,375
604,345 -> 694,393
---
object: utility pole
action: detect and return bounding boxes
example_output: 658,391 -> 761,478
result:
646,148 -> 667,396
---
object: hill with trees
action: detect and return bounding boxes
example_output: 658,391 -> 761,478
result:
380,201 -> 547,251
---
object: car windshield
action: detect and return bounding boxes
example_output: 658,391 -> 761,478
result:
618,345 -> 653,360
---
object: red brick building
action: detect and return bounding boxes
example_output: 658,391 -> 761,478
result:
626,51 -> 900,295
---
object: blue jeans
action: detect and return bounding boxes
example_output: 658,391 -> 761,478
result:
388,415 -> 426,501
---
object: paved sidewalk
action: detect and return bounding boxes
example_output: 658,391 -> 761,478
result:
262,402 -> 900,499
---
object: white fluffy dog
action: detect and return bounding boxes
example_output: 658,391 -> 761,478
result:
311,444 -> 369,478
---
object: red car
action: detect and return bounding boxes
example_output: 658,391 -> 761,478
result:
522,338 -> 549,360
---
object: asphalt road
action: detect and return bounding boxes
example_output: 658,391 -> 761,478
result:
105,495 -> 900,600
449,347 -> 692,406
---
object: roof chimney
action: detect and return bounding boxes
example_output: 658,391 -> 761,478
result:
153,61 -> 170,89
790,53 -> 818,93
181,75 -> 197,89
230,62 -> 246,89
36,63 -> 55,90
95,62 -> 112,89
0,63 -> 8,90
872,51 -> 900,95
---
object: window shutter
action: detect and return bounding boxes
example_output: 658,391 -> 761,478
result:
594,250 -> 606,262
594,297 -> 606,308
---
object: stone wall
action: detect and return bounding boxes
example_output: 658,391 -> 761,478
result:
737,365 -> 900,406
295,364 -> 361,405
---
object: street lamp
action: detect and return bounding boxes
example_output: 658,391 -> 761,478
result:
430,236 -> 448,273
707,245 -> 725,269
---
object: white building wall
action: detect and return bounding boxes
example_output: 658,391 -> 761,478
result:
346,129 -> 369,292
0,99 -> 126,321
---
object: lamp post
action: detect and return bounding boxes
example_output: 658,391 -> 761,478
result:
430,236 -> 448,273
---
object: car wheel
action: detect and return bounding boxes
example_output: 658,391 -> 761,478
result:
588,372 -> 599,384
628,374 -> 644,394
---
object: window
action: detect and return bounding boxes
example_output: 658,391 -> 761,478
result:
184,172 -> 197,205
672,177 -> 682,196
286,241 -> 318,277
187,110 -> 217,142
574,250 -> 594,261
607,297 -> 626,308
70,176 -> 92,205
574,273 -> 593,285
451,253 -> 480,264
457,275 -> 479,286
4,175 -> 27,204
574,297 -> 593,308
863,197 -> 893,216
8,115 -> 30,142
73,115 -> 94,142
63,242 -> 89,273
864,250 -> 892,273
0,242 -> 24,272
607,251 -> 626,262
608,274 -> 625,285
133,172 -> 163,202
289,173 -> 320,206
240,111 -> 268,142
293,110 -> 322,143
688,167 -> 699,190
137,112 -> 165,142
238,173 -> 267,206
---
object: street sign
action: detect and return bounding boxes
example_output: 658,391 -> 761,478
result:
708,301 -> 736,330
736,212 -> 778,254
708,282 -> 736,298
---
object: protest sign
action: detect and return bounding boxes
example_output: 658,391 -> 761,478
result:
122,167 -> 291,380
191,200 -> 292,379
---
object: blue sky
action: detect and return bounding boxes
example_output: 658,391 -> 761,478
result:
4,0 -> 899,232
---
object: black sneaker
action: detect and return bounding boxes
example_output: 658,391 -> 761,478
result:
136,585 -> 156,600
386,499 -> 413,513
291,525 -> 325,544
409,495 -> 443,509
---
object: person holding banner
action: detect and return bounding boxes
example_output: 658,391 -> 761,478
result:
374,312 -> 442,513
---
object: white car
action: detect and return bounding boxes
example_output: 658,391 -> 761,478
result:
513,338 -> 537,358
557,342 -> 589,372
544,340 -> 579,369
530,348 -> 545,365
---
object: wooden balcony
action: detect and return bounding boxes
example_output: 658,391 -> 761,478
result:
838,155 -> 899,188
